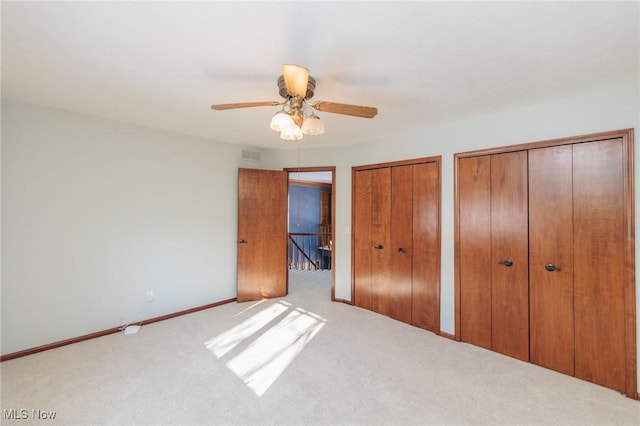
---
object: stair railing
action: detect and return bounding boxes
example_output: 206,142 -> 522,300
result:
288,232 -> 332,270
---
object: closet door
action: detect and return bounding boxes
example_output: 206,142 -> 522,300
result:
458,156 -> 492,349
353,170 -> 373,310
573,139 -> 626,393
389,165 -> 413,324
490,152 -> 529,361
354,158 -> 442,330
412,162 -> 440,332
459,152 -> 529,360
370,168 -> 392,316
456,130 -> 635,397
529,145 -> 574,375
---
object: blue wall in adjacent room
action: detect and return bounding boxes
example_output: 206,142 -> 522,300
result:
288,185 -> 330,233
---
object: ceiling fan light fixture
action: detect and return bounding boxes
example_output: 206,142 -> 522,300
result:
210,64 -> 378,142
270,110 -> 294,132
301,114 -> 325,136
280,123 -> 303,141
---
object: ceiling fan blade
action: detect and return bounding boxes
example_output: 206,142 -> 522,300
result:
313,101 -> 378,118
282,64 -> 309,98
210,101 -> 281,110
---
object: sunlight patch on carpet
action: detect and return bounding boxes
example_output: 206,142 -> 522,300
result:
205,301 -> 326,396
204,302 -> 288,357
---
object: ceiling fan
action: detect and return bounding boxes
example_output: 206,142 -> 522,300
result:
210,64 -> 378,141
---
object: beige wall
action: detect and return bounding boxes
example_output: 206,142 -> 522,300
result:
1,100 -> 257,354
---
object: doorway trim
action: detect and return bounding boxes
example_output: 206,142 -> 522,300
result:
285,166 -> 337,301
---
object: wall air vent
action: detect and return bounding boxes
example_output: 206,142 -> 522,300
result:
241,150 -> 261,161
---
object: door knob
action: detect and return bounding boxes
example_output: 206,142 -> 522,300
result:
545,263 -> 560,272
238,239 -> 247,244
498,259 -> 514,267
374,245 -> 384,250
397,247 -> 406,254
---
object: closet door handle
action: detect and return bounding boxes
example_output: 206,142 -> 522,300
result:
545,263 -> 560,272
498,259 -> 513,267
397,247 -> 405,254
238,239 -> 248,244
374,245 -> 384,250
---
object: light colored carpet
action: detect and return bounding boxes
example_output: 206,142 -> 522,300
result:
1,270 -> 639,425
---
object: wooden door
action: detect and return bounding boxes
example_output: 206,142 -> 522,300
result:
529,145 -> 575,375
458,155 -> 492,349
370,168 -> 392,316
237,168 -> 288,302
490,151 -> 529,361
353,170 -> 373,309
412,162 -> 440,332
389,165 -> 413,324
456,129 -> 635,398
354,158 -> 442,328
573,139 -> 626,393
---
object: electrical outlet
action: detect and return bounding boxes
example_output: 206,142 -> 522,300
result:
146,290 -> 154,302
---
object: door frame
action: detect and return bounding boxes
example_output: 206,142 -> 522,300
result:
284,166 -> 337,301
453,128 -> 637,399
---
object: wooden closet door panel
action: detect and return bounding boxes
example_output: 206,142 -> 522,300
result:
389,165 -> 413,324
529,146 -> 575,375
458,156 -> 492,349
490,151 -> 529,361
573,139 -> 626,393
412,161 -> 440,332
371,167 -> 392,316
353,170 -> 373,310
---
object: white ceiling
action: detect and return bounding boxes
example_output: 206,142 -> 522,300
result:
2,1 -> 638,150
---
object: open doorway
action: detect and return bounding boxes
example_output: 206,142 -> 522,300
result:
285,167 -> 335,301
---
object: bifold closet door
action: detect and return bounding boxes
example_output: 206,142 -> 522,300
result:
459,151 -> 529,361
353,169 -> 373,310
458,156 -> 492,349
354,160 -> 441,331
353,168 -> 391,315
529,140 -> 626,392
370,168 -> 392,316
490,152 -> 529,361
388,162 -> 441,330
573,139 -> 626,393
389,165 -> 413,324
457,131 -> 634,397
529,145 -> 575,376
411,162 -> 440,332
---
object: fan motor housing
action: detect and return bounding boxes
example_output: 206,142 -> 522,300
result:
278,75 -> 316,100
